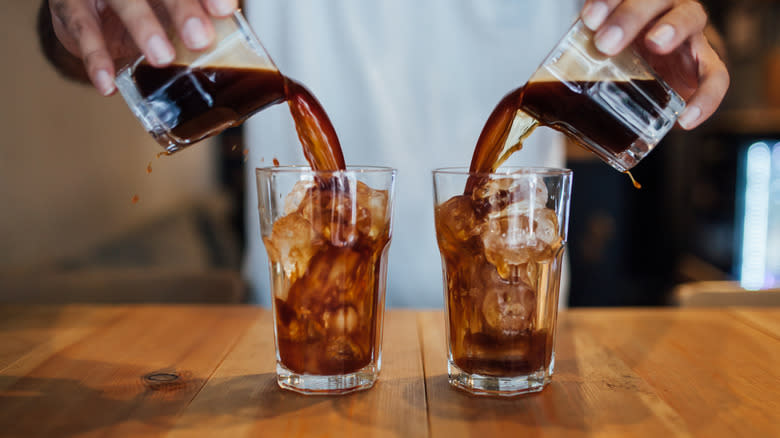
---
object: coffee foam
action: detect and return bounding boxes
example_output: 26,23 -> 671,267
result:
529,22 -> 653,83
169,14 -> 278,71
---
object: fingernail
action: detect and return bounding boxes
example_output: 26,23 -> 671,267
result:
679,105 -> 702,129
147,34 -> 174,64
209,0 -> 235,16
95,69 -> 115,96
582,2 -> 609,31
595,25 -> 624,55
648,24 -> 675,49
184,17 -> 211,49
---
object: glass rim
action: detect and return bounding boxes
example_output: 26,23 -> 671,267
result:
256,165 -> 396,176
231,9 -> 278,69
432,166 -> 572,177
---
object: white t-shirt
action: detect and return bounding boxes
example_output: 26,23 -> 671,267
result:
244,1 -> 578,307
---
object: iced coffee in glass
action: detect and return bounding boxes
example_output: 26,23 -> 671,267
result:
257,166 -> 396,394
433,167 -> 572,396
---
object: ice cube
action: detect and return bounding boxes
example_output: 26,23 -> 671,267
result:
278,310 -> 326,343
481,283 -> 535,336
284,179 -> 316,215
435,195 -> 481,250
323,248 -> 370,303
356,182 -> 390,239
323,305 -> 359,333
325,335 -> 365,364
534,208 -> 559,245
481,206 -> 562,279
472,175 -> 548,216
287,246 -> 370,311
299,185 -> 360,246
519,175 -> 548,207
482,213 -> 534,264
267,213 -> 323,283
530,208 -> 562,262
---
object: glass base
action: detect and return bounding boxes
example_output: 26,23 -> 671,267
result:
276,362 -> 378,395
447,361 -> 552,396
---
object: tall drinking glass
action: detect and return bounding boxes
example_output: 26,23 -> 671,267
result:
433,167 -> 572,396
257,166 -> 396,394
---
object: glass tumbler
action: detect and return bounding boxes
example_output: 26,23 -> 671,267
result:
433,167 -> 572,396
256,166 -> 396,394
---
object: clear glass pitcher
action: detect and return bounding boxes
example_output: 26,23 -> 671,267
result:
115,10 -> 282,153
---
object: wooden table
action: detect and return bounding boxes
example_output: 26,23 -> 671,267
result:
0,306 -> 777,437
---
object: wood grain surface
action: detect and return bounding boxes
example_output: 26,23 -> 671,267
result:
0,306 -> 777,438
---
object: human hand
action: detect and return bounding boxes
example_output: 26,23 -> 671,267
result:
49,0 -> 238,96
580,0 -> 729,130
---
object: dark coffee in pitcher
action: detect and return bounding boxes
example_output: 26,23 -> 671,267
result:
132,64 -> 345,171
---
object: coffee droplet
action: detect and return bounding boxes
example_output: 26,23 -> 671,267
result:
131,194 -> 140,204
624,171 -> 642,189
146,162 -> 153,174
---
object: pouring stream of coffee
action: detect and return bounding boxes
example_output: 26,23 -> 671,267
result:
467,78 -> 663,192
133,64 -> 345,171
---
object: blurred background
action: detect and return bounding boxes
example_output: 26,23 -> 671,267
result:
0,0 -> 777,306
